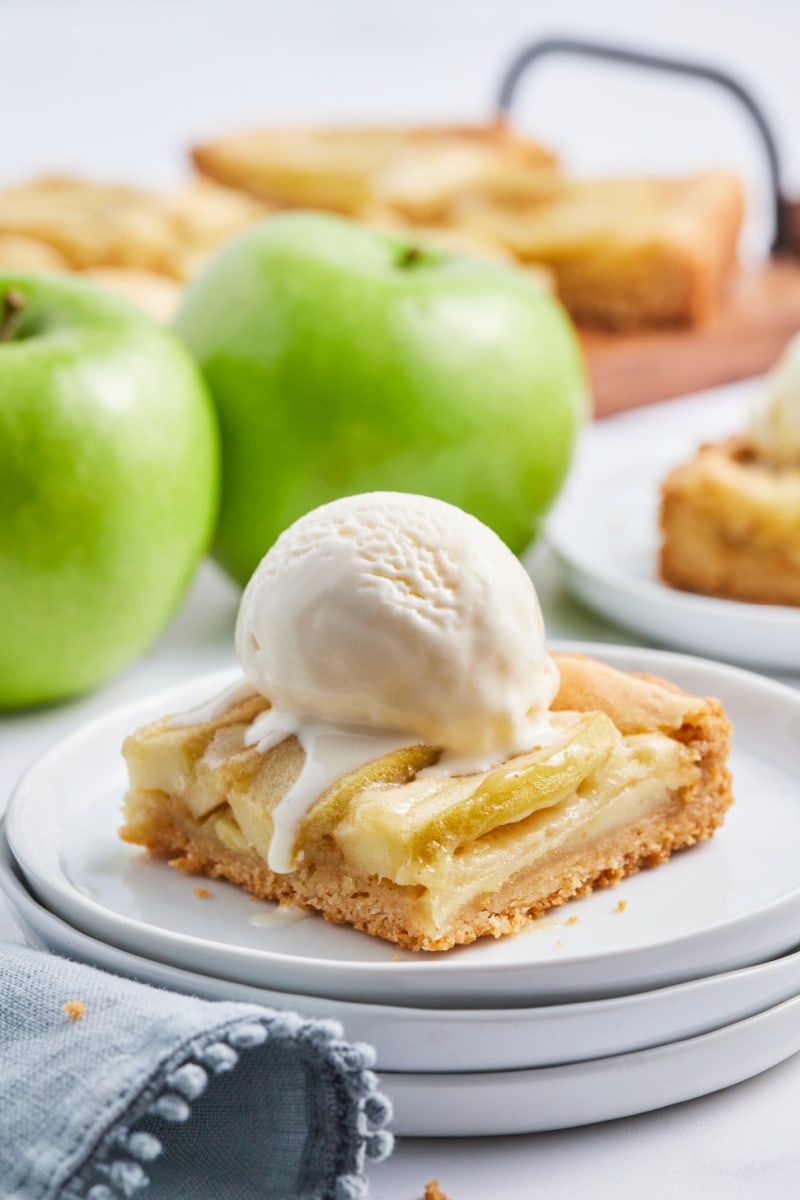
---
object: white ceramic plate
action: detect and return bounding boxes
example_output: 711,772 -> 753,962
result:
546,380 -> 800,671
547,464 -> 800,671
6,832 -> 800,1073
383,993 -> 800,1135
7,842 -> 799,1135
7,646 -> 800,1007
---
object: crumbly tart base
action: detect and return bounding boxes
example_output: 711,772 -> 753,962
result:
191,122 -> 743,331
121,655 -> 733,952
447,171 -> 744,330
660,436 -> 800,606
191,123 -> 558,219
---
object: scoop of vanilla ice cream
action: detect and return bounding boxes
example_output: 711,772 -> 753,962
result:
235,492 -> 558,757
749,333 -> 800,464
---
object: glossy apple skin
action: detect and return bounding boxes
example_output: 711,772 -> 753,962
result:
175,212 -> 588,586
0,273 -> 219,708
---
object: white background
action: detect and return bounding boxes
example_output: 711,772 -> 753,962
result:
2,2 -> 800,1197
3,0 -> 800,254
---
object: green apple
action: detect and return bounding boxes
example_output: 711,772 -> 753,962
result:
175,211 -> 588,585
0,273 -> 219,708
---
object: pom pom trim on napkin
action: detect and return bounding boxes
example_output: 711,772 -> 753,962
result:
0,943 -> 392,1200
59,1012 -> 392,1200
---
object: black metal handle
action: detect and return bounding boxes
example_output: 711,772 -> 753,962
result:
496,36 -> 792,256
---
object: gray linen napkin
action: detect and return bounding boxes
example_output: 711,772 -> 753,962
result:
0,944 -> 392,1200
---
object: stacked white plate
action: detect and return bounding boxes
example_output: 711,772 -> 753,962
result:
5,642 -> 800,1136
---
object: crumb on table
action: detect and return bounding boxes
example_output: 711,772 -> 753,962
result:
194,886 -> 212,899
392,953 -> 400,962
62,1000 -> 86,1022
615,899 -> 628,913
566,916 -> 579,926
424,1182 -> 450,1200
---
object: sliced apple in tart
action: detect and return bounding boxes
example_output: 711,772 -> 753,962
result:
120,654 -> 732,952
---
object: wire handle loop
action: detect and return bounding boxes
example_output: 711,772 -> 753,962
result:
496,36 -> 791,255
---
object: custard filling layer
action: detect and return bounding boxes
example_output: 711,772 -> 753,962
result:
334,720 -> 697,927
127,705 -> 698,932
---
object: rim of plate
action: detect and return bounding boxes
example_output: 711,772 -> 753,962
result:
6,641 -> 800,985
545,479 -> 800,628
7,822 -> 800,1082
6,827 -> 800,1026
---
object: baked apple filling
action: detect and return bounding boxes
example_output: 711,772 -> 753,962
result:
121,495 -> 732,951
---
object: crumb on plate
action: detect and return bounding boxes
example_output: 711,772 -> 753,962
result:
194,886 -> 212,899
615,899 -> 628,913
566,916 -> 578,926
424,1182 -> 450,1200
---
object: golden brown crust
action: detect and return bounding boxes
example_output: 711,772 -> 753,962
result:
191,122 -> 557,218
0,232 -> 70,271
192,123 -> 743,329
82,268 -> 182,322
121,656 -> 733,952
660,436 -> 800,605
1,138 -> 743,332
0,175 -> 270,287
424,1183 -> 451,1200
551,654 -> 707,734
450,172 -> 744,329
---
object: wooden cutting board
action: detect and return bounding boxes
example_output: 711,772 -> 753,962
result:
580,261 -> 800,417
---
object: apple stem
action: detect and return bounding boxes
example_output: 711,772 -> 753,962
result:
0,290 -> 26,342
396,245 -> 423,269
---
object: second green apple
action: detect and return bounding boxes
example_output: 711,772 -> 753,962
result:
174,212 -> 588,585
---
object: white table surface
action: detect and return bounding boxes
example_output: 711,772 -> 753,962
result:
3,1 -> 800,1194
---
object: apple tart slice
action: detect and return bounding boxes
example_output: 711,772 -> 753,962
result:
660,333 -> 800,606
121,653 -> 732,952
